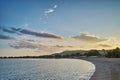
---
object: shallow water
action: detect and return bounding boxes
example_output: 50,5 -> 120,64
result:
0,59 -> 95,80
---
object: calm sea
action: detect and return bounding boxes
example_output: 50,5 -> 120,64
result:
0,59 -> 95,80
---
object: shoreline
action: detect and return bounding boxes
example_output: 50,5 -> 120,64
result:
81,57 -> 120,80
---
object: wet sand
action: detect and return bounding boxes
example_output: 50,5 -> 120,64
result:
81,58 -> 120,80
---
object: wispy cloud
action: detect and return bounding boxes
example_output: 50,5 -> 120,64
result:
9,40 -> 80,55
39,4 -> 58,24
0,26 -> 21,35
53,5 -> 58,8
23,23 -> 29,28
45,8 -> 54,14
0,34 -> 15,40
11,27 -> 21,31
0,26 -> 15,33
9,40 -> 47,49
44,4 -> 58,15
9,40 -> 63,54
72,32 -> 107,43
0,26 -> 63,39
97,44 -> 112,48
20,29 -> 63,39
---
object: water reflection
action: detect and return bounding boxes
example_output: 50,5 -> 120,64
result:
0,59 -> 95,80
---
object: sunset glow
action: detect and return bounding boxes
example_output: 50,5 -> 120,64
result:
0,0 -> 120,56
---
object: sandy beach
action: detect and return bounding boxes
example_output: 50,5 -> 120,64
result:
81,58 -> 120,80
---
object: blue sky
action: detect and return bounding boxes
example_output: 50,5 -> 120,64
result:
0,0 -> 120,56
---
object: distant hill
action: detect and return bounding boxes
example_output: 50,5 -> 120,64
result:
52,50 -> 88,56
1,48 -> 119,58
52,49 -> 108,56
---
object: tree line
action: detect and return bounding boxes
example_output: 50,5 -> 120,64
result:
52,47 -> 120,58
105,47 -> 120,58
0,47 -> 120,58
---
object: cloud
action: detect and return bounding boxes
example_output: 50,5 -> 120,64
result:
9,40 -> 80,55
1,26 -> 63,39
72,33 -> 107,43
54,45 -> 64,48
0,26 -> 15,33
0,26 -> 21,35
9,40 -> 64,54
54,45 -> 77,48
97,44 -> 112,48
11,27 -> 21,31
53,5 -> 58,8
45,8 -> 54,14
23,23 -> 29,27
44,4 -> 58,15
9,40 -> 47,49
0,34 -> 15,40
19,29 -> 63,39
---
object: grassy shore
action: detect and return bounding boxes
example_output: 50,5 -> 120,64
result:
81,57 -> 120,80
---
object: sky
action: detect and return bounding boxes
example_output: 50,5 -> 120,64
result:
0,0 -> 120,57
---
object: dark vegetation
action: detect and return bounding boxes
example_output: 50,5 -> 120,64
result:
84,50 -> 101,57
105,47 -> 120,58
0,47 -> 120,59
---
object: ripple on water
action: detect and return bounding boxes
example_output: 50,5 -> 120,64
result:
0,59 -> 95,80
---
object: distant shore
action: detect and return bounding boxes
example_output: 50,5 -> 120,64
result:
81,57 -> 120,80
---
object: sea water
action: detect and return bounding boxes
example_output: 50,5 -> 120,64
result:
0,59 -> 95,80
